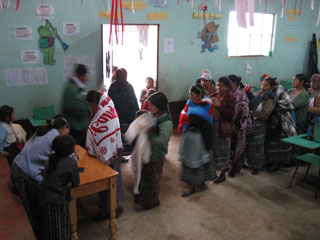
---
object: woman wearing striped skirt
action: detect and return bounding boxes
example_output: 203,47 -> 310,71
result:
39,135 -> 80,240
179,84 -> 216,197
11,118 -> 70,238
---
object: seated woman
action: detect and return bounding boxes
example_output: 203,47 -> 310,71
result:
307,74 -> 320,138
179,83 -> 215,197
11,117 -> 70,238
211,77 -> 236,183
287,73 -> 309,134
86,90 -> 124,218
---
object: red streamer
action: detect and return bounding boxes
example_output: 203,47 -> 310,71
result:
265,0 -> 267,13
299,0 -> 302,16
1,0 -> 5,8
109,0 -> 124,45
119,0 -> 124,45
15,0 -> 20,11
109,0 -> 114,44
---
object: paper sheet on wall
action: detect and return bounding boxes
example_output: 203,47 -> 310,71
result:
64,55 -> 96,81
164,38 -> 174,53
21,50 -> 39,64
63,23 -> 79,36
246,63 -> 252,73
5,68 -> 48,86
13,26 -> 32,40
36,4 -> 55,19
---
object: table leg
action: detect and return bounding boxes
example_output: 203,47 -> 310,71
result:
109,176 -> 117,240
70,198 -> 78,240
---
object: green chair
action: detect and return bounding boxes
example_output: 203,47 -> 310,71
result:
29,106 -> 55,127
282,127 -> 320,198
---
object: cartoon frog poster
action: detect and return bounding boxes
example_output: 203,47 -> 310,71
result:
38,20 -> 56,65
200,21 -> 219,53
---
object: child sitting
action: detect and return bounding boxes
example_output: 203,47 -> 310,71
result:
140,77 -> 154,104
39,134 -> 80,240
0,105 -> 22,167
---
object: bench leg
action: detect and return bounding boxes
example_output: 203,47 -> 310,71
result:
289,160 -> 300,188
304,163 -> 311,179
315,167 -> 320,199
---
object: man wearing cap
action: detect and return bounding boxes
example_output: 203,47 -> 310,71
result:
200,73 -> 216,95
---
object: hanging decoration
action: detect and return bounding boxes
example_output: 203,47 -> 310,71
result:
260,0 -> 262,7
311,0 -> 314,10
1,0 -> 5,9
281,0 -> 286,18
199,2 -> 208,26
131,0 -> 134,13
215,0 -> 221,12
0,0 -> 19,10
200,21 -> 219,53
299,0 -> 302,16
109,0 -> 124,45
317,3 -> 320,26
234,0 -> 255,28
265,0 -> 267,13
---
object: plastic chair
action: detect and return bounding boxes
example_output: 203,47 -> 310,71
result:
28,106 -> 55,127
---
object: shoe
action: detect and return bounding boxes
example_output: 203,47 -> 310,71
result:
94,207 -> 124,221
214,175 -> 226,184
251,168 -> 259,175
228,170 -> 235,177
143,200 -> 160,210
121,157 -> 129,163
181,188 -> 195,197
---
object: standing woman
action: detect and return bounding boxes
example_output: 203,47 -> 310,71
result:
287,74 -> 309,134
86,90 -> 124,217
246,78 -> 275,174
108,68 -> 139,161
211,77 -> 236,183
307,74 -> 320,138
134,92 -> 173,209
264,78 -> 297,171
39,135 -> 80,240
11,117 -> 70,238
179,84 -> 215,197
228,75 -> 252,177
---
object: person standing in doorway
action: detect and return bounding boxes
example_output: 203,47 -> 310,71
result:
140,77 -> 155,105
108,68 -> 139,162
62,64 -> 90,147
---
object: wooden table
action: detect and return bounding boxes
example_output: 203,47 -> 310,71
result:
70,145 -> 119,240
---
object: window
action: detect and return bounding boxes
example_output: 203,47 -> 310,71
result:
227,11 -> 275,57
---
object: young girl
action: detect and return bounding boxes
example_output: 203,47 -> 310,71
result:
141,88 -> 157,111
0,105 -> 20,167
39,134 -> 80,240
134,92 -> 173,210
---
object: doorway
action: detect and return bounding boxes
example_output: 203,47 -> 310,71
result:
102,24 -> 159,105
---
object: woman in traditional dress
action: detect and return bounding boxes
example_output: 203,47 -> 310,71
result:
246,77 -> 276,174
228,75 -> 252,177
11,117 -> 70,238
179,83 -> 215,197
264,78 -> 297,171
287,73 -> 309,134
86,90 -> 124,218
134,92 -> 173,209
211,77 -> 236,183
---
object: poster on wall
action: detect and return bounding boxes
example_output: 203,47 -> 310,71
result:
13,26 -> 32,40
164,38 -> 174,53
64,55 -> 96,81
21,50 -> 39,64
36,4 -> 55,19
5,68 -> 48,87
200,21 -> 219,53
63,23 -> 79,36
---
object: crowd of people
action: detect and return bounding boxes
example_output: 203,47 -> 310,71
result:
1,63 -> 320,239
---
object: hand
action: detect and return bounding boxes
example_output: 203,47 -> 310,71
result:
211,97 -> 220,108
71,152 -> 80,161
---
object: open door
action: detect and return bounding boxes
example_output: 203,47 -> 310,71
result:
102,24 -> 159,102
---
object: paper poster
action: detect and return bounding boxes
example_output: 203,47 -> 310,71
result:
64,55 -> 96,81
21,50 -> 39,64
164,38 -> 174,53
13,26 -> 32,40
63,23 -> 79,36
246,63 -> 252,73
5,68 -> 48,86
36,4 -> 55,19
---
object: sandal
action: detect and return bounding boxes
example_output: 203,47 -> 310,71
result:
181,188 -> 195,198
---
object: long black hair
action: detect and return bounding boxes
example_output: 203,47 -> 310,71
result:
86,90 -> 101,104
46,134 -> 75,175
294,73 -> 308,90
115,68 -> 128,91
33,117 -> 69,138
0,105 -> 14,123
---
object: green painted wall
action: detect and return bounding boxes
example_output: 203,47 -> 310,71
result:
0,0 -> 319,119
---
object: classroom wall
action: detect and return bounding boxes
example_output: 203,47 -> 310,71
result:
0,0 -> 319,119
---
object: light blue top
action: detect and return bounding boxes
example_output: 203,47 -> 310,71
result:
14,128 -> 59,182
0,121 -> 9,154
